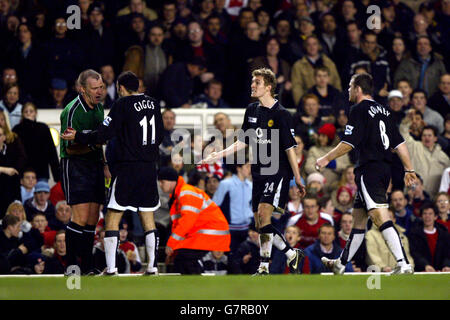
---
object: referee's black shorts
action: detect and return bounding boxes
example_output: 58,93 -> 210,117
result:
61,158 -> 105,205
108,162 -> 160,213
251,170 -> 292,213
354,161 -> 390,211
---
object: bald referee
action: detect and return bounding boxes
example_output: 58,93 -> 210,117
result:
62,71 -> 164,275
60,69 -> 108,275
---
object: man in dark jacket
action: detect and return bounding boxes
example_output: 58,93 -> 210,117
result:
24,181 -> 56,221
229,226 -> 260,274
160,58 -> 206,108
408,203 -> 450,272
427,74 -> 450,120
0,215 -> 27,273
304,224 -> 353,274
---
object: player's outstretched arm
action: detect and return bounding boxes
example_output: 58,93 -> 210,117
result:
315,142 -> 353,171
198,140 -> 247,164
394,142 -> 417,187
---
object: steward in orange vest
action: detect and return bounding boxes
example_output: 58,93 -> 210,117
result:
158,167 -> 230,274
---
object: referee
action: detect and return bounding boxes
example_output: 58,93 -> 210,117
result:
60,69 -> 109,275
62,71 -> 164,275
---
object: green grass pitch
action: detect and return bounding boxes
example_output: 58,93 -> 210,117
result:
0,274 -> 449,300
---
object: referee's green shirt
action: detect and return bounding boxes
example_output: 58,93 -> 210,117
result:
60,95 -> 104,161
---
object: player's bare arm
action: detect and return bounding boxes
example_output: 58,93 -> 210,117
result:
199,139 -> 247,164
315,142 -> 353,170
286,147 -> 306,198
394,142 -> 418,187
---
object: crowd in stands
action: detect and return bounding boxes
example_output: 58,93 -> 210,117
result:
0,0 -> 449,274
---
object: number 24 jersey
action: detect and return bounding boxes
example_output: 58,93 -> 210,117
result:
341,99 -> 404,168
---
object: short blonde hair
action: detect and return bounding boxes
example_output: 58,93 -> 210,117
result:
252,68 -> 277,97
6,201 -> 26,222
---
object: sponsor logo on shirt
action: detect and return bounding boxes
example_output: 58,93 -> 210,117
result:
344,125 -> 354,135
248,117 -> 257,123
103,116 -> 112,127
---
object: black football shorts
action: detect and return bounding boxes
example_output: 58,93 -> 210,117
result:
108,162 -> 160,212
354,161 -> 390,211
252,170 -> 292,212
61,158 -> 105,205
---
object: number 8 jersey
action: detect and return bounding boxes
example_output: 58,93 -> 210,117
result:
341,99 -> 404,168
74,94 -> 164,163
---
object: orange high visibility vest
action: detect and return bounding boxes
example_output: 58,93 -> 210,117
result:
166,176 -> 230,252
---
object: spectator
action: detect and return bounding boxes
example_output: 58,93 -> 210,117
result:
403,108 -> 425,141
336,212 -> 353,248
406,13 -> 441,55
43,16 -> 84,91
42,78 -> 70,109
390,189 -> 416,235
336,165 -> 357,199
160,57 -> 206,108
0,82 -> 22,129
400,112 -> 450,197
411,89 -> 444,134
338,20 -> 363,86
332,186 -> 353,226
24,181 -> 55,221
144,25 -> 170,98
20,168 -> 36,204
439,167 -> 450,194
193,79 -> 230,108
274,18 -> 294,65
394,35 -> 447,98
204,13 -> 228,48
306,66 -> 346,121
0,215 -> 28,273
44,230 -> 68,274
396,78 -> 414,109
305,172 -> 327,199
5,200 -> 31,239
287,194 -> 333,249
22,212 -> 56,253
286,179 -> 303,216
293,93 -> 324,149
122,45 -> 145,79
48,200 -> 71,231
305,223 -> 353,274
428,74 -> 450,120
0,67 -> 17,95
366,207 -> 414,273
249,36 -> 292,107
288,16 -> 315,64
117,0 -> 158,22
81,3 -> 115,72
408,203 -> 450,272
405,173 -> 431,218
388,90 -> 405,127
350,31 -> 390,101
205,174 -> 221,198
202,250 -> 229,275
293,135 -> 307,178
100,65 -> 117,109
255,7 -> 274,39
291,35 -> 341,107
213,162 -> 252,254
434,192 -> 450,231
159,109 -> 176,167
13,102 -> 60,182
0,124 -> 25,218
126,13 -> 148,49
229,223 -> 260,274
387,37 -> 410,84
194,0 -> 215,24
5,22 -> 46,103
270,225 -> 310,274
318,195 -> 335,221
318,12 -> 344,63
118,223 -> 142,273
304,123 -> 351,190
159,0 -> 178,39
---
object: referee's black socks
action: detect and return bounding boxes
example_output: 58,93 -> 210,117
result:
66,221 -> 84,269
81,224 -> 96,274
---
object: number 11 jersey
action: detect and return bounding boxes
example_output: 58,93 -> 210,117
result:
341,99 -> 404,168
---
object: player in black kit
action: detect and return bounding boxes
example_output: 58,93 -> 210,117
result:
316,73 -> 417,274
62,71 -> 164,275
200,68 -> 306,275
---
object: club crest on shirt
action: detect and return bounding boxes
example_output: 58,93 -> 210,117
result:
268,119 -> 274,127
103,116 -> 112,127
345,125 -> 354,135
248,117 -> 257,123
